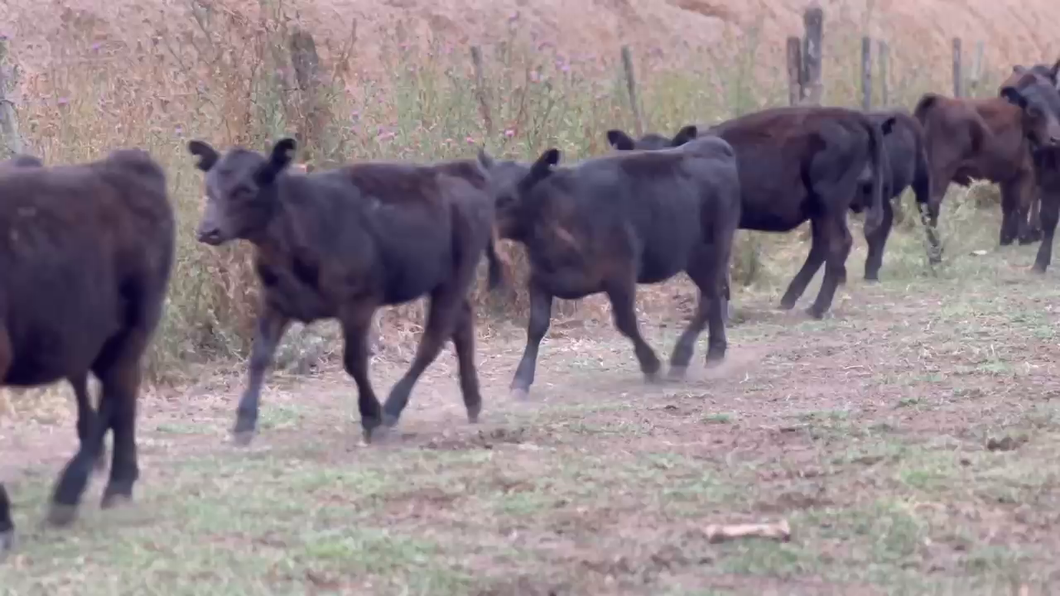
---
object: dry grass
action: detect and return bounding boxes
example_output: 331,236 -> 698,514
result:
0,0 -> 1020,389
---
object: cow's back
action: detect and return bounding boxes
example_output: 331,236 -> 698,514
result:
563,147 -> 724,282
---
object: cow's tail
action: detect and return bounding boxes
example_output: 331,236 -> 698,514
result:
913,93 -> 940,124
911,123 -> 933,214
862,118 -> 888,236
485,235 -> 505,291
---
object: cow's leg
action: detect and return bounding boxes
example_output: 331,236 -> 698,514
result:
449,299 -> 483,424
69,373 -> 106,472
1028,192 -> 1043,242
808,214 -> 854,319
383,224 -> 486,425
233,304 -> 291,445
46,391 -> 109,526
510,281 -> 553,400
605,277 -> 662,383
1000,177 -> 1027,246
383,286 -> 466,427
1012,173 -> 1039,245
0,482 -> 12,557
91,283 -> 166,514
669,241 -> 731,379
50,298 -> 159,523
864,197 -> 895,282
95,356 -> 141,511
779,220 -> 826,310
1033,188 -> 1059,273
920,168 -> 952,263
339,305 -> 384,442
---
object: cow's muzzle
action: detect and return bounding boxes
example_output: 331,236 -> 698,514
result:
196,227 -> 226,246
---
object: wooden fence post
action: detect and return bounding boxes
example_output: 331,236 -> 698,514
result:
968,40 -> 985,97
878,40 -> 889,108
0,37 -> 24,157
620,45 -> 644,137
786,36 -> 803,106
861,36 -> 872,110
469,46 -> 494,137
802,5 -> 824,105
951,37 -> 964,98
288,28 -> 326,165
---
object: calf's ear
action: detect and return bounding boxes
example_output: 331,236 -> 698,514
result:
1050,58 -> 1060,87
523,148 -> 559,188
188,140 -> 219,172
257,137 -> 297,184
1001,86 -> 1028,109
531,148 -> 559,174
606,130 -> 636,150
673,125 -> 698,146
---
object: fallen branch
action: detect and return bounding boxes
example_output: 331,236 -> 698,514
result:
705,519 -> 792,543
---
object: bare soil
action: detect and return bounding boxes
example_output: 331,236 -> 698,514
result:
2,222 -> 1059,595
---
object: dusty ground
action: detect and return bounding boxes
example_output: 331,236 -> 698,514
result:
2,207 -> 1059,595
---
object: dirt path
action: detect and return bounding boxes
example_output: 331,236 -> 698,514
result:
2,240 -> 1060,595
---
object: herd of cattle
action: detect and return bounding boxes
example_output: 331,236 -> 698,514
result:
0,57 -> 1059,558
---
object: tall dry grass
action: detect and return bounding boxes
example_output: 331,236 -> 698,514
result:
0,0 -> 1008,388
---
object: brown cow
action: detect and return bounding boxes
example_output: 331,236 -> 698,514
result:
997,60 -> 1060,239
187,138 -> 503,445
0,149 -> 175,557
607,105 -> 892,319
914,68 -> 1060,247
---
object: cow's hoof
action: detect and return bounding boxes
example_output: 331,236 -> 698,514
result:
644,370 -> 662,384
100,493 -> 132,511
46,504 -> 78,528
361,423 -> 392,445
1032,264 -> 1048,275
466,408 -> 481,424
864,273 -> 880,283
667,365 -> 688,380
806,306 -> 826,320
510,387 -> 530,401
231,430 -> 255,447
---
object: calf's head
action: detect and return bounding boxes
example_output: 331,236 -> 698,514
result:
476,147 -> 561,239
1001,75 -> 1060,149
606,125 -> 698,151
1002,59 -> 1060,92
187,138 -> 297,245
